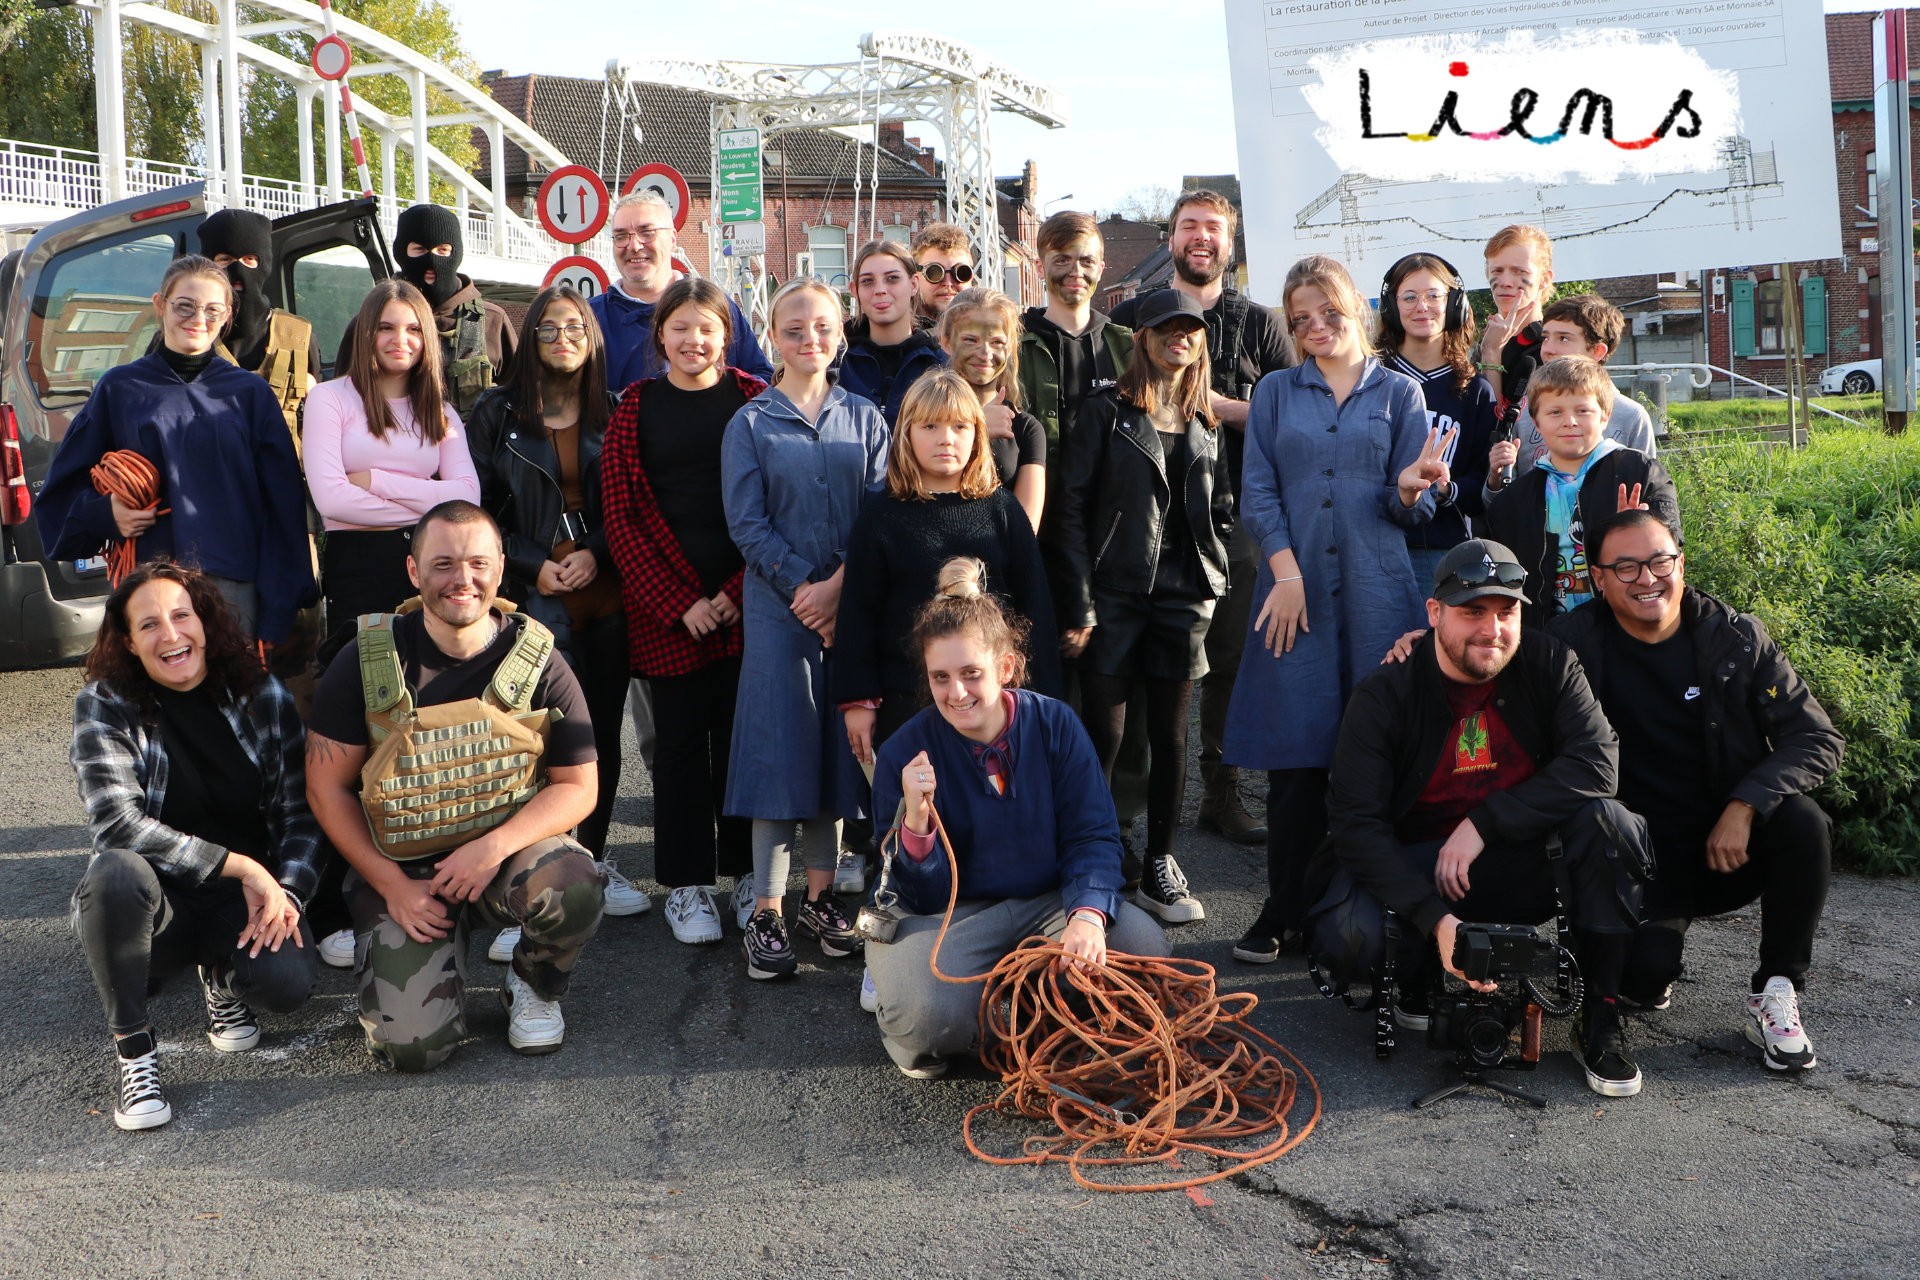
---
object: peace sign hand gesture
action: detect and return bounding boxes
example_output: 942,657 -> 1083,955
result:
1397,425 -> 1459,508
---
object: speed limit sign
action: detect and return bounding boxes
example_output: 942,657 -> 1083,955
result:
621,163 -> 691,231
544,255 -> 610,298
536,165 -> 609,245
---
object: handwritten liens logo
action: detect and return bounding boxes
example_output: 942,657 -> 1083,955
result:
1304,31 -> 1740,184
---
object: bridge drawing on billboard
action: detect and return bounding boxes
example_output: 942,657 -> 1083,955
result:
1294,136 -> 1785,264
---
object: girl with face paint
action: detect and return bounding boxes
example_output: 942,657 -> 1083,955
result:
936,288 -> 1046,531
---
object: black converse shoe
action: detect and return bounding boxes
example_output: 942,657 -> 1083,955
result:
1135,854 -> 1205,923
797,892 -> 861,958
1233,898 -> 1292,964
1571,997 -> 1644,1097
743,908 -> 798,981
199,964 -> 261,1053
113,1030 -> 172,1131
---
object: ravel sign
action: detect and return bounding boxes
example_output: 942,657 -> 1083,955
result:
1223,0 -> 1842,298
717,128 -> 764,223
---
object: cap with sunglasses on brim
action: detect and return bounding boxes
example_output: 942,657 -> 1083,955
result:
1132,289 -> 1208,332
1432,538 -> 1531,606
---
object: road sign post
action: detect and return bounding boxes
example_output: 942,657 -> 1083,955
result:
1876,10 -> 1915,434
717,128 -> 763,224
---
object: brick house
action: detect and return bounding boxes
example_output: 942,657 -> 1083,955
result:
474,72 -> 948,289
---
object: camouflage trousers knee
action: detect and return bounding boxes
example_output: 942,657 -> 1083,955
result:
346,835 -> 608,1072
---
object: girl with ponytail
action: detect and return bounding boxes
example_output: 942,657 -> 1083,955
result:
861,558 -> 1170,1080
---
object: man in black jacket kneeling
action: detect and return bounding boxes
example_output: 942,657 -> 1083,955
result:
1553,509 -> 1843,1073
1311,538 -> 1652,1097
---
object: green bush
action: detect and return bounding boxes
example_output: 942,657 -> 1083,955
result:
1665,421 -> 1920,874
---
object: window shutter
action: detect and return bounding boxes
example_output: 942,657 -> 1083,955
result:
1800,276 -> 1827,356
1731,277 -> 1756,358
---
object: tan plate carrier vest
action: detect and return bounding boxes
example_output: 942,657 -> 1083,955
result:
356,608 -> 558,861
219,309 -> 313,442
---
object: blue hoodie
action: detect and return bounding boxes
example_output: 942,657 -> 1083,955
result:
590,282 -> 774,392
37,354 -> 316,642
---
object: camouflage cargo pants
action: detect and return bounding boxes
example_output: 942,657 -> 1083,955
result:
345,835 -> 607,1072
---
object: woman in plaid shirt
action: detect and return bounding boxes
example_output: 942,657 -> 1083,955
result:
69,561 -> 323,1131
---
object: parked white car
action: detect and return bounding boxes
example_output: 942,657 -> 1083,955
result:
1818,342 -> 1920,395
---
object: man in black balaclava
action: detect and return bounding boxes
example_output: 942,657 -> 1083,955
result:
335,202 -> 515,415
195,208 -> 321,428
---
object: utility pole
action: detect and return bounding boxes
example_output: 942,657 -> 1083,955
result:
1876,9 -> 1914,435
1781,263 -> 1808,447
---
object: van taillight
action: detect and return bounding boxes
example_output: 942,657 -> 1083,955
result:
0,404 -> 29,527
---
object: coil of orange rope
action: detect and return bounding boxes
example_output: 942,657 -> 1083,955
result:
915,802 -> 1320,1193
89,450 -> 170,588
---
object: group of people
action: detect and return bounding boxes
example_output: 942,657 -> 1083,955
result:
40,188 -> 1842,1130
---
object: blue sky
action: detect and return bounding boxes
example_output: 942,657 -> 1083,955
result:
448,0 -> 1238,217
449,1 -> 1880,218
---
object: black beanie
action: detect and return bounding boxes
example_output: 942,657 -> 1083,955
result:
395,203 -> 465,310
197,209 -> 276,368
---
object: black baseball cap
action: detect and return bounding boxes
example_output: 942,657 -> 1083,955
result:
1132,288 -> 1207,332
1432,539 -> 1531,606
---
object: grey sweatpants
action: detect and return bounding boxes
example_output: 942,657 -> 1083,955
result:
865,891 -> 1171,1072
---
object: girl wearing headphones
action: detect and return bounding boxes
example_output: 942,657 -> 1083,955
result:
1377,254 -> 1499,589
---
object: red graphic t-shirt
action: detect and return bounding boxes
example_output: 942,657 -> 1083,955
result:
1395,677 -> 1538,845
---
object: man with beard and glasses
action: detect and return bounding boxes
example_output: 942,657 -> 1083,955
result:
1311,539 -> 1655,1098
1110,190 -> 1289,850
1552,509 -> 1842,1074
590,190 -> 774,391
303,501 -> 607,1070
333,205 -> 516,417
195,209 -> 321,434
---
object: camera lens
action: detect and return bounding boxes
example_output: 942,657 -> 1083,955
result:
1466,1013 -> 1510,1066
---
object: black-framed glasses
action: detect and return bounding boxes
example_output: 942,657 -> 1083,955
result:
917,262 -> 973,285
535,322 -> 588,344
1598,553 -> 1679,584
1446,558 -> 1526,592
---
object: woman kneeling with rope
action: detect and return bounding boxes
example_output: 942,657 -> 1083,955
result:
866,558 -> 1172,1079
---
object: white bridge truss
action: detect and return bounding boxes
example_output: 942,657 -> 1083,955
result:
605,30 -> 1068,317
50,0 -> 586,280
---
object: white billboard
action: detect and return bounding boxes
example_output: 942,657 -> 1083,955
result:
1226,0 -> 1843,301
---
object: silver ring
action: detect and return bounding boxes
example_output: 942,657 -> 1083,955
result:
918,773 -> 929,783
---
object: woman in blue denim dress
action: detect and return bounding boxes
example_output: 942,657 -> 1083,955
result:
722,279 -> 891,982
1222,255 -> 1456,962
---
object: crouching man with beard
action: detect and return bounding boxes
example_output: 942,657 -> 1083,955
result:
1307,539 -> 1655,1097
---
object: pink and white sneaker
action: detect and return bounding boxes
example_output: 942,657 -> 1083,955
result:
1746,976 -> 1816,1072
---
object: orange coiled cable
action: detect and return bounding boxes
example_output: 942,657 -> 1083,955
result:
917,803 -> 1321,1193
89,450 -> 169,587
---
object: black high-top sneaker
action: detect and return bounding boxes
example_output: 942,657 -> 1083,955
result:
113,1030 -> 172,1131
1135,854 -> 1205,923
198,964 -> 261,1053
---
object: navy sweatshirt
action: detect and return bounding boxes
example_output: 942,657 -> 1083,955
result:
37,353 -> 316,642
873,689 -> 1124,921
1381,353 -> 1499,551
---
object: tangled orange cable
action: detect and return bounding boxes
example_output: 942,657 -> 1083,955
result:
918,804 -> 1321,1193
89,450 -> 169,587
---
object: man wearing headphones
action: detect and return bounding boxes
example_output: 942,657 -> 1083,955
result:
1376,254 -> 1501,588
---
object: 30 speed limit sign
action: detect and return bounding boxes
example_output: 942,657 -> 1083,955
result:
536,165 -> 610,245
544,255 -> 610,297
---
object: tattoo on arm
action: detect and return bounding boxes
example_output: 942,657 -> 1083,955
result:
306,732 -> 347,766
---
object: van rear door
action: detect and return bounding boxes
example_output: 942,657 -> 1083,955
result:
269,196 -> 393,378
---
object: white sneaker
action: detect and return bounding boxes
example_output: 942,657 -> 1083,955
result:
487,926 -> 522,963
601,860 -> 652,917
1746,976 -> 1817,1071
317,928 -> 356,969
731,874 -> 757,932
665,885 -> 723,945
860,966 -> 879,1014
834,849 -> 866,896
500,967 -> 565,1054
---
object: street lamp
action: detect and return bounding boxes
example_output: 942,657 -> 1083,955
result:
1045,194 -> 1075,211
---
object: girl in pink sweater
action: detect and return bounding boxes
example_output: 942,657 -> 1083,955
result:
304,279 -> 479,635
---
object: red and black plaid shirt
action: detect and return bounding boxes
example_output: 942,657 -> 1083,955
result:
601,369 -> 768,677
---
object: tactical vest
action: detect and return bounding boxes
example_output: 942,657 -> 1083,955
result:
442,299 -> 493,417
356,607 -> 558,861
218,309 -> 314,449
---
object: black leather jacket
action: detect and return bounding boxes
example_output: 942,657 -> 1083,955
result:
1050,388 -> 1233,629
1551,588 -> 1844,820
465,386 -> 621,603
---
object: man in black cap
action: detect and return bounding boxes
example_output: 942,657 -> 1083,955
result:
194,209 -> 322,433
1309,538 -> 1654,1098
335,203 -> 516,415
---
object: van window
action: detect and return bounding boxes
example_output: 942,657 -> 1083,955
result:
29,229 -> 176,409
290,243 -> 378,375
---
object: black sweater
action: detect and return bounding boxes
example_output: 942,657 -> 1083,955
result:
831,486 -> 1063,705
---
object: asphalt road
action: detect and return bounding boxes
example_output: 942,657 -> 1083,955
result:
2,664 -> 1915,1279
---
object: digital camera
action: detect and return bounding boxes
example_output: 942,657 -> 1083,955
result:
1425,924 -> 1555,1068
